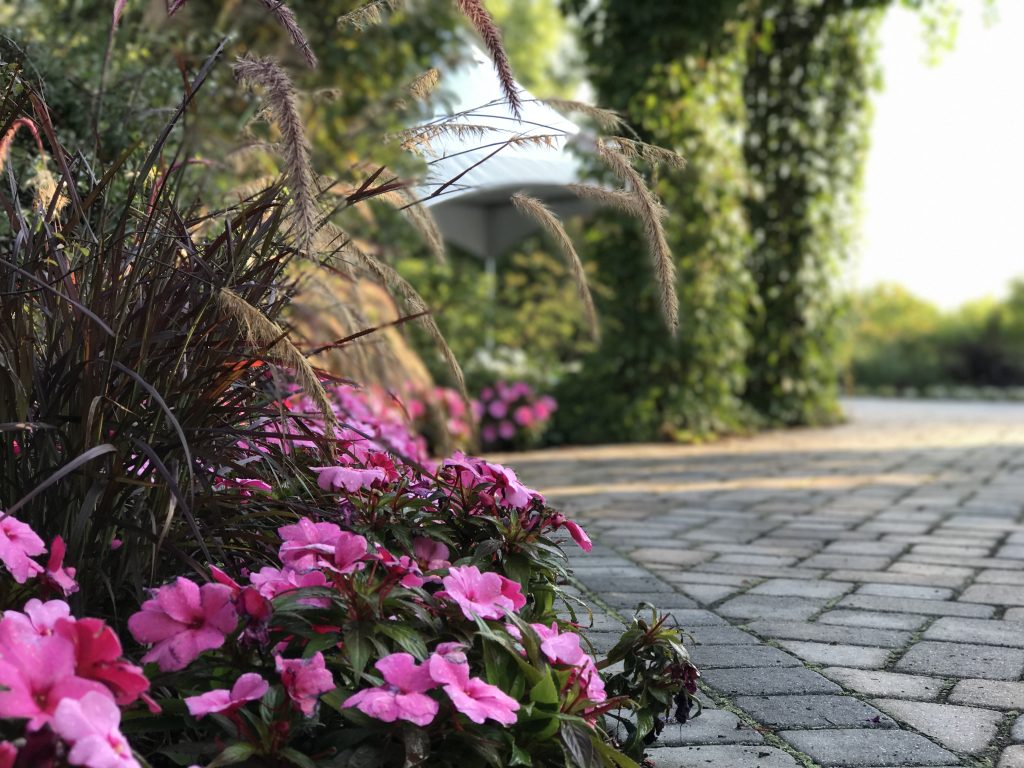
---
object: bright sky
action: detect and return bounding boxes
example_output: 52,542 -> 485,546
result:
857,0 -> 1024,309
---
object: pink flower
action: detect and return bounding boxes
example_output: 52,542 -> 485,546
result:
249,566 -> 328,601
0,616 -> 109,728
343,653 -> 438,726
127,577 -> 237,672
313,466 -> 385,493
532,623 -> 586,666
498,421 -> 516,440
564,520 -> 593,552
44,535 -> 79,595
185,673 -> 268,718
0,742 -> 15,768
58,618 -> 150,706
512,405 -> 535,427
480,424 -> 497,444
441,565 -> 525,621
375,546 -> 425,588
275,653 -> 335,716
278,518 -> 342,571
0,512 -> 45,583
3,598 -> 70,634
487,400 -> 508,419
109,539 -> 122,551
332,531 -> 371,574
52,691 -> 139,768
428,647 -> 518,725
412,538 -> 450,572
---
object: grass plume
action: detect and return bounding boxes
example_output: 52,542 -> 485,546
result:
511,192 -> 599,340
454,0 -> 521,119
234,55 -> 319,253
596,141 -> 679,333
259,0 -> 318,68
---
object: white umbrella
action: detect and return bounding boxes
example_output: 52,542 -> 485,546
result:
418,46 -> 595,260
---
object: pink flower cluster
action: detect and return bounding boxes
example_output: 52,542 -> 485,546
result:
474,381 -> 556,448
0,598 -> 151,767
507,621 -> 606,706
0,510 -> 77,593
344,646 -> 518,727
440,453 -> 592,552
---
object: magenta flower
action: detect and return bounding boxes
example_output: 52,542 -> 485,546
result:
532,623 -> 586,666
512,405 -> 535,427
563,520 -> 593,552
498,421 -> 516,440
185,673 -> 268,718
487,400 -> 508,419
428,646 -> 518,725
0,742 -> 14,768
275,653 -> 335,716
249,566 -> 328,602
57,617 -> 150,707
312,466 -> 385,493
343,653 -> 438,726
44,535 -> 79,596
332,530 -> 371,575
3,598 -> 71,634
480,424 -> 498,444
0,512 -> 45,583
52,691 -> 139,768
0,616 -> 109,728
127,578 -> 237,671
412,538 -> 450,572
278,518 -> 342,571
441,565 -> 526,621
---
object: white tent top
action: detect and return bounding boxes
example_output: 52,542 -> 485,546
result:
418,46 -> 594,258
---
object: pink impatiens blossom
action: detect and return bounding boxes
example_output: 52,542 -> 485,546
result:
3,597 -> 71,634
0,615 -> 109,728
277,518 -> 342,571
343,652 -> 438,726
428,645 -> 519,725
275,653 -> 335,716
312,465 -> 385,493
332,530 -> 371,575
0,742 -> 14,768
44,535 -> 79,595
58,617 -> 150,706
52,691 -> 139,768
412,538 -> 450,572
249,566 -> 328,602
532,622 -> 587,666
563,520 -> 593,552
127,577 -> 237,672
440,565 -> 525,621
0,512 -> 45,583
185,673 -> 268,718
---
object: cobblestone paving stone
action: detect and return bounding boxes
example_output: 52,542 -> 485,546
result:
501,399 -> 1024,767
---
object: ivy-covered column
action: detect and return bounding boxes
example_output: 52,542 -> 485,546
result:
741,0 -> 883,425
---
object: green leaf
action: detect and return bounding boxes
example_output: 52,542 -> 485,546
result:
591,736 -> 644,768
561,721 -> 601,768
530,673 -> 559,706
377,622 -> 428,660
206,743 -> 257,768
280,747 -> 318,768
510,742 -> 533,766
504,552 -> 532,587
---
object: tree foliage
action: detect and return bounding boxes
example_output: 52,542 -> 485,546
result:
555,0 -> 907,441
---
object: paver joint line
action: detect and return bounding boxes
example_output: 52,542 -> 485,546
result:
510,399 -> 1024,767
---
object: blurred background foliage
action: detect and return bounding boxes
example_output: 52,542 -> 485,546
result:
848,281 -> 1024,396
3,0 -> 1006,453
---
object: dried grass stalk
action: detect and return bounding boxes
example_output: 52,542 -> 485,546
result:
408,68 -> 440,101
323,224 -> 467,399
217,287 -> 337,434
608,136 -> 687,170
542,99 -> 625,132
568,183 -> 666,220
511,192 -> 599,340
234,56 -> 319,253
31,159 -> 68,214
455,0 -> 521,118
596,141 -> 679,333
258,0 -> 318,68
337,0 -> 401,29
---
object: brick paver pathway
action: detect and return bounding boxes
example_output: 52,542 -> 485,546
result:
506,398 -> 1024,768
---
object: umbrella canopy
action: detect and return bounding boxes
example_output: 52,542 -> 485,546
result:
419,46 -> 595,259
